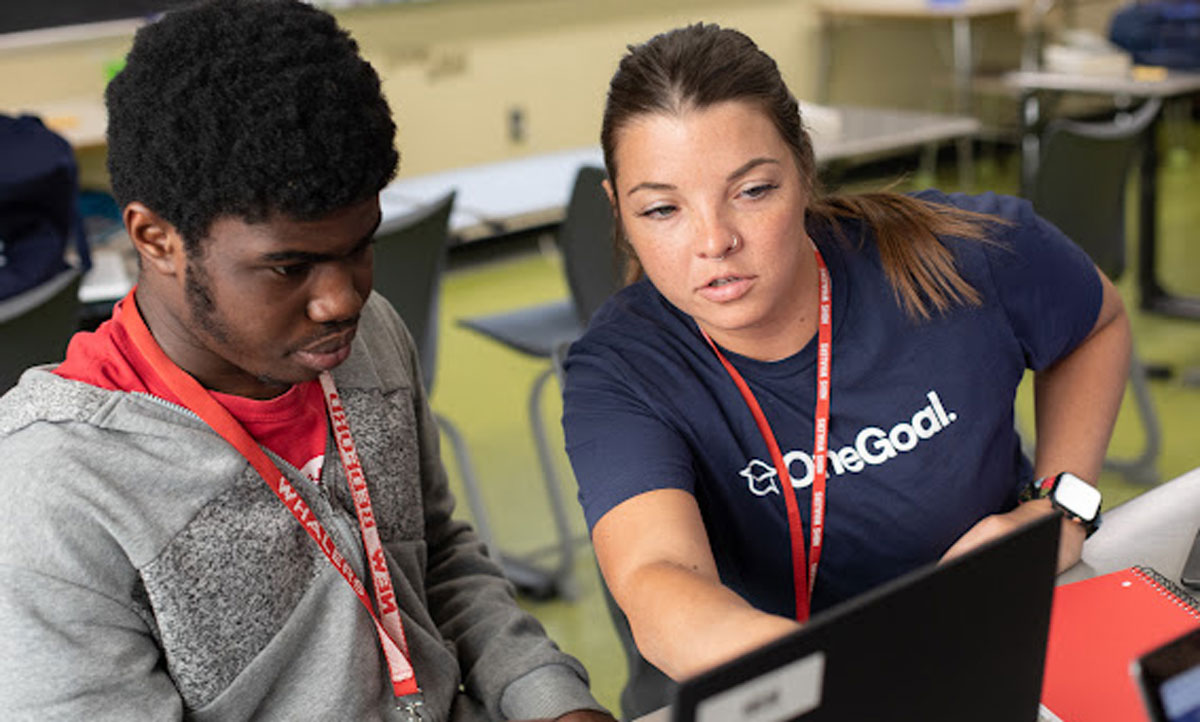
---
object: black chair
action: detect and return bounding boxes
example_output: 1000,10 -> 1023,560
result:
457,165 -> 616,599
1027,98 -> 1163,486
372,192 -> 565,598
370,193 -> 501,563
0,267 -> 81,393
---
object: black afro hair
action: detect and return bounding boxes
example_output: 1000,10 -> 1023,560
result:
105,0 -> 399,251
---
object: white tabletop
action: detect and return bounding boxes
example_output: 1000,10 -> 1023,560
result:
816,105 -> 980,163
817,0 -> 1021,19
3,97 -> 109,149
379,146 -> 605,244
1005,69 -> 1200,98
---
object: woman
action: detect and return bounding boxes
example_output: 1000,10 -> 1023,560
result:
560,23 -> 1131,693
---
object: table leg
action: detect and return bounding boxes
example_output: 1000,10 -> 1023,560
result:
1019,90 -> 1042,198
956,136 -> 975,191
951,16 -> 976,188
951,16 -> 972,117
817,10 -> 834,104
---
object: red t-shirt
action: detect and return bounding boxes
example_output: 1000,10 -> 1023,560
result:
55,292 -> 328,482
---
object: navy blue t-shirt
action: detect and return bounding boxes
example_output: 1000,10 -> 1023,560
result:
562,191 -> 1102,617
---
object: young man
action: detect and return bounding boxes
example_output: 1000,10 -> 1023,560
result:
0,2 -> 614,720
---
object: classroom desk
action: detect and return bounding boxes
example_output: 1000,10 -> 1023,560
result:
634,465 -> 1200,722
1007,69 -> 1200,319
12,97 -> 110,150
77,104 -> 980,307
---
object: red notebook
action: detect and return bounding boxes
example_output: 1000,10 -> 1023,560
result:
1042,566 -> 1200,722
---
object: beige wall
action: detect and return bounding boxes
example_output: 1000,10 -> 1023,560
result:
340,0 -> 820,176
0,0 -> 1124,188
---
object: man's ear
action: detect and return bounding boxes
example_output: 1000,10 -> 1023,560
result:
124,202 -> 185,277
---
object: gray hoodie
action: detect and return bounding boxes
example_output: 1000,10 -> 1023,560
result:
0,294 -> 602,721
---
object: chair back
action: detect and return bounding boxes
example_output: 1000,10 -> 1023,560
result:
1030,98 -> 1161,281
371,192 -> 455,392
560,166 -> 619,324
0,267 -> 81,392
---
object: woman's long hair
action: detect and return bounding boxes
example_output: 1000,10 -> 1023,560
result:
600,23 -> 997,320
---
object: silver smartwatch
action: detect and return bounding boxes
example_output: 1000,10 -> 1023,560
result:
1021,471 -> 1102,538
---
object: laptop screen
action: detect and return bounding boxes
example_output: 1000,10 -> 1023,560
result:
671,513 -> 1061,722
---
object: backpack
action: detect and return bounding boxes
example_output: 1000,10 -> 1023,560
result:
1109,1 -> 1200,70
0,114 -> 91,301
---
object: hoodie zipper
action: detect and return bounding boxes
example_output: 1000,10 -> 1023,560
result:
129,390 -> 364,567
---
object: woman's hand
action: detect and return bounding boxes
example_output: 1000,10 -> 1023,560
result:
940,498 -> 1086,573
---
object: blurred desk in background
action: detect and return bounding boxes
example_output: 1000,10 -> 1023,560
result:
1008,69 -> 1200,319
381,146 -> 605,245
4,96 -> 109,150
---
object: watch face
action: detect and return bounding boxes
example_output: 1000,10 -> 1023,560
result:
1053,472 -> 1102,521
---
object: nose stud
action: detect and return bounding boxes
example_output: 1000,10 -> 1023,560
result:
714,233 -> 740,261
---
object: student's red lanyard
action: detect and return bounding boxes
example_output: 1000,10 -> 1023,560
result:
123,298 -> 425,716
700,245 -> 831,623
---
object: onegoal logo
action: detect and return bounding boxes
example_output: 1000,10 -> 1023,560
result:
738,390 -> 957,497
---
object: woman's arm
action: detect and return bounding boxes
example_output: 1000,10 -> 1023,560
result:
1030,266 -> 1130,565
942,266 -> 1130,571
594,488 -> 801,680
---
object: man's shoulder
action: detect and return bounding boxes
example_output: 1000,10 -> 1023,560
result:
0,369 -> 241,572
0,368 -> 113,437
0,368 -> 223,484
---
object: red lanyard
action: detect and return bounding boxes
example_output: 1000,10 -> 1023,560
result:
701,245 -> 831,622
123,297 -> 420,700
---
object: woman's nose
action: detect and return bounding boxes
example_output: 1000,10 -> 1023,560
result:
697,224 -> 740,261
693,204 -> 741,260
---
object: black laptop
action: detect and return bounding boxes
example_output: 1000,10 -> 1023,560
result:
670,513 -> 1061,722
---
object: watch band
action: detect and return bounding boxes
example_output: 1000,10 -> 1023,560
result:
1019,475 -> 1056,503
1020,473 -> 1102,538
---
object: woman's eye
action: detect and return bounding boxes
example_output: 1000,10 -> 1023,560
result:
741,183 -> 778,200
639,204 -> 676,219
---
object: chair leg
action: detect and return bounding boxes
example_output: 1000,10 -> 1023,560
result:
436,410 -> 564,599
528,365 -> 579,599
435,413 -> 498,553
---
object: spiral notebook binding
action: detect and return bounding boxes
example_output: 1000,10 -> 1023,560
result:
1133,565 -> 1200,618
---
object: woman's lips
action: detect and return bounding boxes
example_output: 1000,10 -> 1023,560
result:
697,274 -> 754,303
